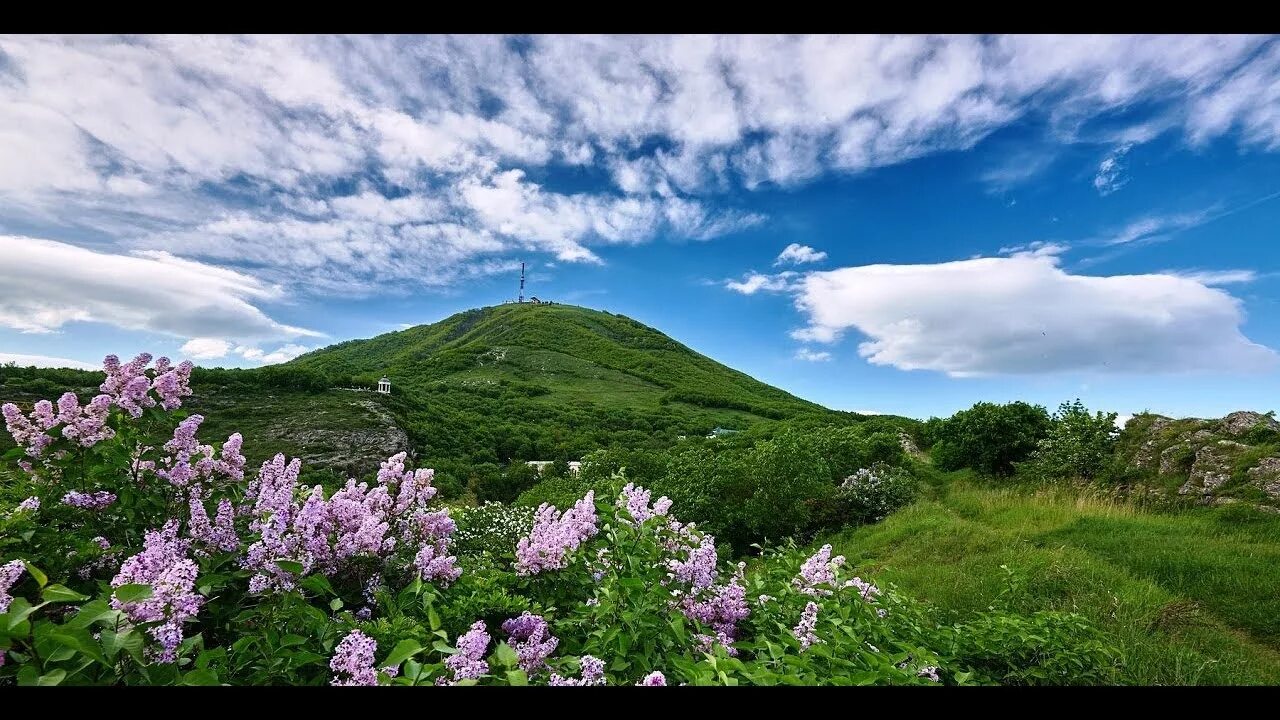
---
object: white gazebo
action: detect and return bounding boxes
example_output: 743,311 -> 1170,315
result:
377,376 -> 391,394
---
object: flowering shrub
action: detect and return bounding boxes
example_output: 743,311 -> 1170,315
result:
834,462 -> 918,525
0,352 -> 1120,686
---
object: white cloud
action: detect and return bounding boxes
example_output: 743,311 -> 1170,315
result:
234,344 -> 312,365
1115,413 -> 1134,429
0,235 -> 320,341
1166,269 -> 1257,285
794,348 -> 832,362
725,271 -> 797,295
0,35 -> 1277,298
997,241 -> 1069,258
1103,210 -> 1212,246
1093,143 -> 1133,196
792,252 -> 1278,376
180,338 -> 233,360
0,352 -> 98,370
775,243 -> 828,266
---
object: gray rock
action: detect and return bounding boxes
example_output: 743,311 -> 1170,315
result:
1183,440 -> 1249,497
1221,411 -> 1280,437
1246,456 -> 1280,499
898,431 -> 921,457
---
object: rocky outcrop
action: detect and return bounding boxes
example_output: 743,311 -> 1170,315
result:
1179,440 -> 1248,497
1247,456 -> 1280,499
1220,411 -> 1280,437
269,399 -> 409,478
898,431 -> 922,458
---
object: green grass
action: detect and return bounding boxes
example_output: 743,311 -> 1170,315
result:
822,478 -> 1280,685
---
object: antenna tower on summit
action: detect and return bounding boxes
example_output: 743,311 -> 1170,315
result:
518,262 -> 526,303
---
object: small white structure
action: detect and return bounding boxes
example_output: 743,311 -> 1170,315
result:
376,376 -> 391,394
526,460 -> 555,474
568,461 -> 582,475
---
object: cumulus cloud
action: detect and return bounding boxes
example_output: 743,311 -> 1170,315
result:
234,344 -> 312,365
1,35 -> 1279,295
0,352 -> 98,370
791,253 -> 1278,376
775,243 -> 828,266
0,235 -> 320,341
725,271 -> 797,295
794,348 -> 832,362
1093,143 -> 1133,196
180,338 -> 232,360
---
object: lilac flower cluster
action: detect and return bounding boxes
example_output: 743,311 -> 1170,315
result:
918,666 -> 941,682
61,490 -> 117,510
502,612 -> 559,674
188,497 -> 239,554
242,452 -> 458,594
793,601 -> 822,651
514,492 -> 598,576
155,415 -> 245,492
150,356 -> 194,411
618,483 -> 674,525
12,496 -> 40,515
549,655 -> 606,686
637,671 -> 667,686
442,621 -> 490,684
330,629 -> 379,686
110,520 -> 203,663
2,402 -> 53,458
795,544 -> 843,596
55,393 -> 114,447
101,354 -> 191,417
0,559 -> 26,613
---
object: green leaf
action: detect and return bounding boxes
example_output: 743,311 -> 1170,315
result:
493,641 -> 518,669
112,583 -> 154,604
381,639 -> 423,669
506,669 -> 529,686
180,668 -> 221,686
36,669 -> 67,686
299,574 -> 335,596
17,664 -> 39,686
329,598 -> 344,612
275,559 -> 305,575
427,604 -> 441,632
42,584 -> 90,603
23,561 -> 47,588
5,597 -> 45,630
50,627 -> 108,666
100,628 -> 143,660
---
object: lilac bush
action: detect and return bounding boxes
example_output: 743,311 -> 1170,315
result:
503,612 -> 559,674
442,620 -> 491,684
110,520 -> 204,663
330,629 -> 379,686
514,491 -> 598,575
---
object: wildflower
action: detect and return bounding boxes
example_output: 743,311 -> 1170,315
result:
637,671 -> 667,686
110,520 -> 203,663
330,630 -> 378,686
502,612 -> 559,674
1,559 -> 26,613
61,490 -> 117,510
514,492 -> 598,576
443,621 -> 491,684
793,601 -> 821,651
549,655 -> 606,686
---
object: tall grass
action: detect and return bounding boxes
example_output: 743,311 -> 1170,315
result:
822,478 -> 1280,685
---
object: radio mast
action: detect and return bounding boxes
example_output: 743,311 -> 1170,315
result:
518,262 -> 526,303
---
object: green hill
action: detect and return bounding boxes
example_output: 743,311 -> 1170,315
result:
285,303 -> 844,465
3,303 -> 858,485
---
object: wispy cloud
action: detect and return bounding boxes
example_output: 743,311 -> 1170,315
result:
1165,269 -> 1258,285
794,347 -> 832,362
725,271 -> 798,295
1103,209 -> 1214,246
0,352 -> 98,370
775,243 -> 828,266
1093,143 -> 1134,196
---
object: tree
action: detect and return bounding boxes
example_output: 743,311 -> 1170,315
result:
930,401 -> 1052,476
1025,399 -> 1118,481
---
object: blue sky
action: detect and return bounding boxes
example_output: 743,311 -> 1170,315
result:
2,35 -> 1280,420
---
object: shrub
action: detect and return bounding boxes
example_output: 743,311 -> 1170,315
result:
1022,400 -> 1118,481
452,503 -> 536,558
473,461 -> 541,504
833,462 -> 919,525
929,401 -> 1052,476
946,611 -> 1120,685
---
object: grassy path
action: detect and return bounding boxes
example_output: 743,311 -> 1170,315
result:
822,478 -> 1280,685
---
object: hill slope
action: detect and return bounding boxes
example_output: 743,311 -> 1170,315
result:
287,303 -> 844,465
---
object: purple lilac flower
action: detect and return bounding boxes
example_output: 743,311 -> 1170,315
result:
61,490 -> 117,510
100,353 -> 156,417
1,559 -> 26,613
3,402 -> 55,459
443,621 -> 490,683
514,492 -> 598,576
918,666 -> 941,682
794,544 -> 846,596
413,542 -> 461,585
155,416 -> 241,492
678,578 -> 749,656
151,359 -> 193,411
502,612 -> 559,674
188,497 -> 239,553
329,629 -> 378,686
619,483 -> 654,523
243,454 -> 307,593
637,671 -> 666,686
13,496 -> 40,515
793,601 -> 822,651
110,520 -> 203,663
549,655 -> 606,686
